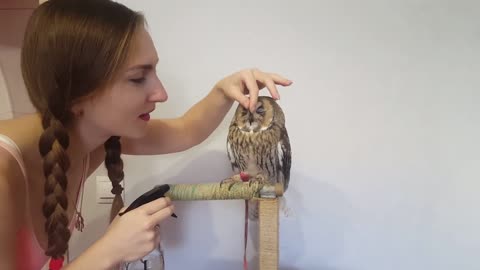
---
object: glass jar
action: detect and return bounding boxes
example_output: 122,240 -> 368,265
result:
120,244 -> 165,270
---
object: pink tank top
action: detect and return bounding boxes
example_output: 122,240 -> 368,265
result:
0,134 -> 89,270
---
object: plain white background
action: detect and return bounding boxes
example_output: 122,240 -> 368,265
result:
66,1 -> 480,269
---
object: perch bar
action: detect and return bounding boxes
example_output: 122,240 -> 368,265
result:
165,180 -> 283,201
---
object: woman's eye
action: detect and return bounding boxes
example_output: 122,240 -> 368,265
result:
130,77 -> 146,84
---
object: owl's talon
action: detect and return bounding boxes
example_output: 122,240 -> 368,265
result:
255,174 -> 267,183
220,175 -> 243,191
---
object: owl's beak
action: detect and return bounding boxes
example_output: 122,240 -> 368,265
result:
248,113 -> 254,124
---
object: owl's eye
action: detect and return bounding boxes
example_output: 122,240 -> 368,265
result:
256,106 -> 265,114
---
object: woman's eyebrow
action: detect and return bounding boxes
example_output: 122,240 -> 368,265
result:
127,64 -> 154,71
126,57 -> 159,72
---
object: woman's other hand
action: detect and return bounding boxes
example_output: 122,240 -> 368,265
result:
100,197 -> 175,263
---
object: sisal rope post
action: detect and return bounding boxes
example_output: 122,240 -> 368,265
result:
258,198 -> 279,270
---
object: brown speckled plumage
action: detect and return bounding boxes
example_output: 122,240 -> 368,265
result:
227,96 -> 291,219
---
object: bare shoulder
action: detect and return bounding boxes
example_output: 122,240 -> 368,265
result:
0,113 -> 42,138
0,133 -> 28,212
0,146 -> 25,196
0,146 -> 24,269
0,114 -> 40,208
0,136 -> 26,221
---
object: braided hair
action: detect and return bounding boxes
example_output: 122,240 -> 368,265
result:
21,0 -> 144,264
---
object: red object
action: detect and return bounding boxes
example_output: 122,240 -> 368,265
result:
49,257 -> 64,270
240,172 -> 250,182
240,171 -> 250,269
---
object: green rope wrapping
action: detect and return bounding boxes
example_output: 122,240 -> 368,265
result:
165,180 -> 282,201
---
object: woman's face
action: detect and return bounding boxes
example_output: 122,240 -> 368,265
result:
75,26 -> 168,139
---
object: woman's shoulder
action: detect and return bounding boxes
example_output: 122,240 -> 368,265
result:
0,112 -> 39,129
0,113 -> 42,151
0,132 -> 28,218
0,143 -> 25,191
0,113 -> 41,183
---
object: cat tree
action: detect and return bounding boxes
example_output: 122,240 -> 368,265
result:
165,175 -> 284,270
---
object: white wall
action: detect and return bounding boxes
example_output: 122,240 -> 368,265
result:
0,6 -> 36,119
0,62 -> 13,120
71,1 -> 480,269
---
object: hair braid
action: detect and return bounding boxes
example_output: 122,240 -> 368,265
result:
39,111 -> 71,259
21,0 -> 145,266
104,136 -> 125,222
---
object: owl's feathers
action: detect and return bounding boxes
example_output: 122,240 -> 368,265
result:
227,96 -> 291,217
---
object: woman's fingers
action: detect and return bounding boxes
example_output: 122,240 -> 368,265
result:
258,74 -> 280,100
262,72 -> 292,100
269,72 -> 292,86
242,70 -> 260,112
150,204 -> 176,224
219,68 -> 291,111
139,197 -> 171,215
229,85 -> 250,109
247,69 -> 292,108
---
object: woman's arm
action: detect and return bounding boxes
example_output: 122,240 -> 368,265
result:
121,85 -> 232,155
121,68 -> 292,155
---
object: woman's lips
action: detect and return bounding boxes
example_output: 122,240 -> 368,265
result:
139,113 -> 150,121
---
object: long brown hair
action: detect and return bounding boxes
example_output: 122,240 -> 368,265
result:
20,0 -> 144,261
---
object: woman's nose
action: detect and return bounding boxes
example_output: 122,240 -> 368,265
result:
148,79 -> 168,102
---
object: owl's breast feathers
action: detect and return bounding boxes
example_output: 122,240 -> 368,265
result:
227,122 -> 291,190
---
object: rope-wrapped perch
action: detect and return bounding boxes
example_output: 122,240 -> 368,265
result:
165,179 -> 284,201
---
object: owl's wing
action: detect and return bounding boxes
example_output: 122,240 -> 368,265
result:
278,128 -> 291,191
227,140 -> 239,173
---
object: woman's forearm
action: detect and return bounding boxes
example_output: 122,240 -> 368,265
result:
182,86 -> 234,145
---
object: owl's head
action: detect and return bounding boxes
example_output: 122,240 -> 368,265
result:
232,96 -> 285,132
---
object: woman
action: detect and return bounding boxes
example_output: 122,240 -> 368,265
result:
0,0 -> 292,269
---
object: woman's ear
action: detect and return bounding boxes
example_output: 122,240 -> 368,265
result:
71,101 -> 84,117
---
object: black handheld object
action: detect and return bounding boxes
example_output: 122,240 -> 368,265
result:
118,184 -> 177,218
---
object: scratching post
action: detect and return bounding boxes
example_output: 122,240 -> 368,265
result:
259,198 -> 279,270
164,174 -> 283,270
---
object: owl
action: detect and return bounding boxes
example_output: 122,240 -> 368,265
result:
226,95 -> 291,220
